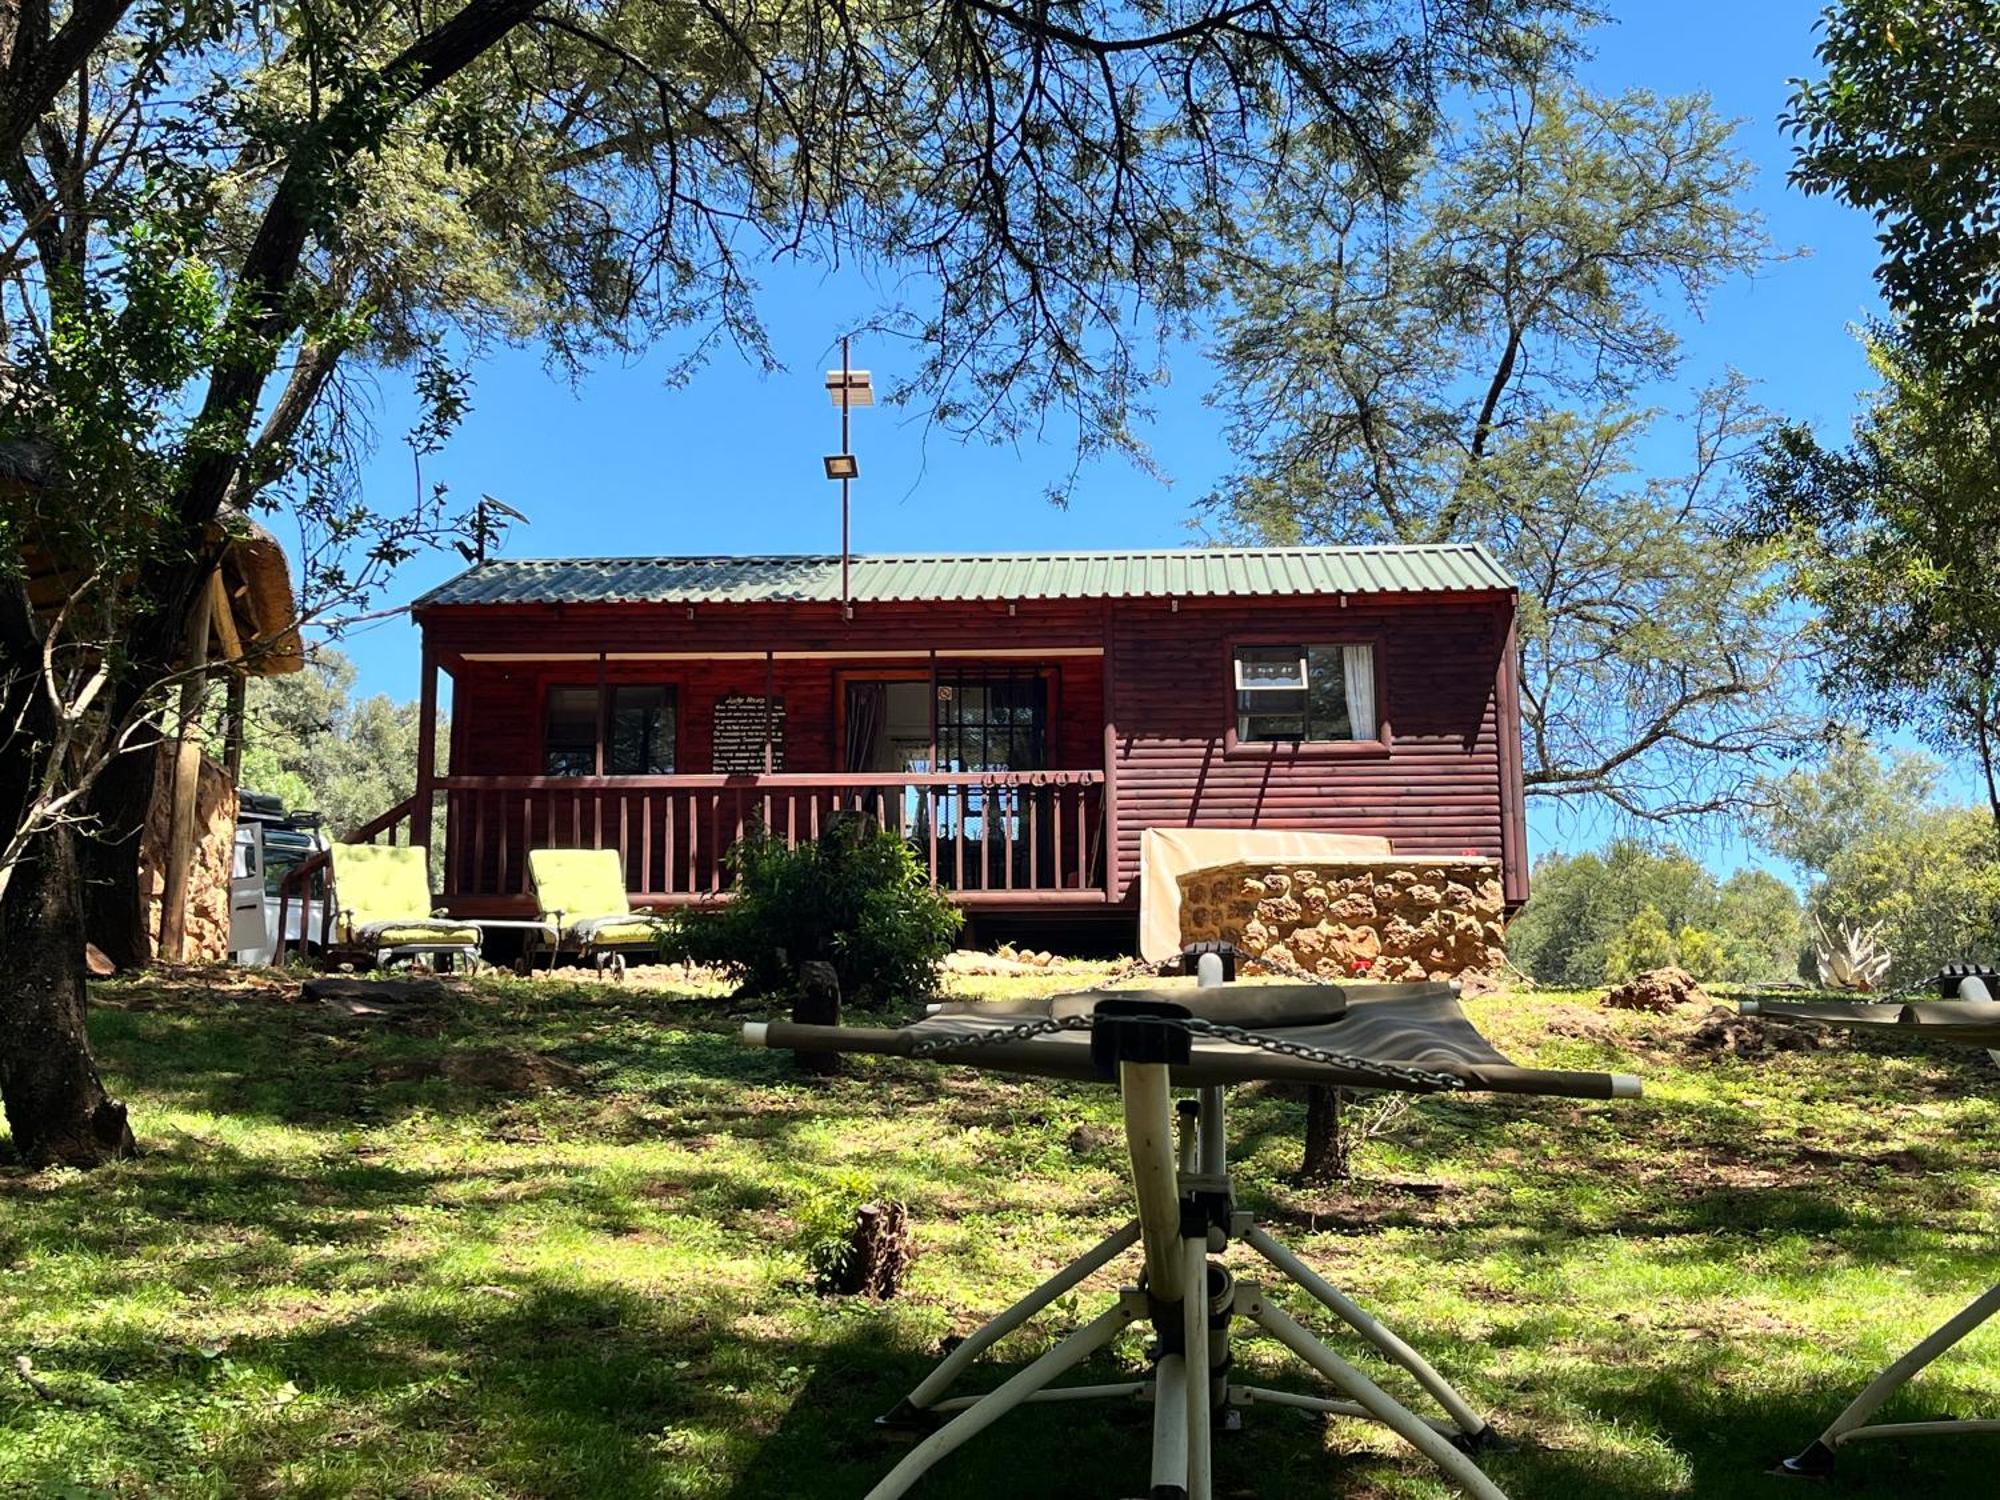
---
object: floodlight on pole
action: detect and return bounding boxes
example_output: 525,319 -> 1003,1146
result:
824,337 -> 871,615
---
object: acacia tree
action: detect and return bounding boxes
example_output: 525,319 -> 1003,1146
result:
0,0 -> 1564,1165
1205,56 -> 1820,819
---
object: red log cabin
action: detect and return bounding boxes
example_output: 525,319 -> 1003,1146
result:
378,545 -> 1528,940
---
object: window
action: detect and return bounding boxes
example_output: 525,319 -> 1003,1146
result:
1233,644 -> 1377,744
607,685 -> 675,774
544,687 -> 599,775
938,670 -> 1046,773
544,684 -> 676,775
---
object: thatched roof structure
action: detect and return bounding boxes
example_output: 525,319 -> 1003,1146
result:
4,441 -> 303,676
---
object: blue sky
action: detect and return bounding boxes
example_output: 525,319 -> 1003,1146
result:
321,1 -> 1887,862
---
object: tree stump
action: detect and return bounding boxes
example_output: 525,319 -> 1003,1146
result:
815,1201 -> 914,1299
792,959 -> 842,1074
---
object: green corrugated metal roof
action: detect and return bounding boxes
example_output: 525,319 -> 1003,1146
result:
413,545 -> 1514,609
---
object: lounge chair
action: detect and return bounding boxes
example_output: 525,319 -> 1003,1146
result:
523,849 -> 667,978
330,844 -> 483,971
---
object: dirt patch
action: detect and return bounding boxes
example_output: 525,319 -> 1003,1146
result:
440,1047 -> 589,1093
1540,1007 -> 1623,1042
1065,1124 -> 1118,1156
1604,967 -> 1707,1013
1687,1007 -> 1818,1059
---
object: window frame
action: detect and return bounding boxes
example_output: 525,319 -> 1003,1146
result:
1222,634 -> 1392,758
541,681 -> 680,777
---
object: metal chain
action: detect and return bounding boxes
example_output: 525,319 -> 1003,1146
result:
1178,1017 -> 1465,1092
907,1009 -> 1463,1092
908,1015 -> 1096,1055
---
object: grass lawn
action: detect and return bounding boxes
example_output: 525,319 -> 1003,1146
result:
2,967 -> 1998,1498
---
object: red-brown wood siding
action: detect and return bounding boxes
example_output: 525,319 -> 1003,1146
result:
1104,595 -> 1515,905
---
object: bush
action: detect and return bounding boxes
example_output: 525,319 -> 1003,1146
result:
672,813 -> 963,1006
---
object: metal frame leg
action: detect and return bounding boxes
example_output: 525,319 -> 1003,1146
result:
1241,1221 -> 1489,1443
1783,1280 -> 2000,1474
1152,1354 -> 1190,1499
1184,1236 -> 1213,1500
888,1218 -> 1141,1419
865,1296 -> 1143,1500
1244,1287 -> 1510,1500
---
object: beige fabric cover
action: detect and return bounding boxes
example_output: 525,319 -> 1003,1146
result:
1137,828 -> 1393,963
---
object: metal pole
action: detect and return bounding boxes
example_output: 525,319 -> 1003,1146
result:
1247,1293 -> 1509,1500
1183,1235 -> 1212,1500
1243,1222 -> 1488,1440
1150,1354 -> 1190,1494
1121,1060 -> 1187,1304
840,335 -> 851,615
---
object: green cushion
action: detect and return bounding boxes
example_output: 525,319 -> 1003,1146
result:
570,916 -> 664,947
333,845 -> 441,934
360,922 -> 482,948
528,849 -> 632,925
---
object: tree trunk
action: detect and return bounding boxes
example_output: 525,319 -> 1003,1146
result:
80,747 -> 156,971
0,819 -> 136,1167
1301,1085 -> 1345,1183
792,958 -> 843,1075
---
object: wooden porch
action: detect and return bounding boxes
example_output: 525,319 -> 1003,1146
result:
355,769 -> 1110,916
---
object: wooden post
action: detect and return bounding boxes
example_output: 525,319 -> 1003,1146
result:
412,644 -> 439,857
763,649 -> 775,775
223,672 -> 247,782
158,571 -> 217,960
1101,601 -> 1120,901
593,650 -> 607,777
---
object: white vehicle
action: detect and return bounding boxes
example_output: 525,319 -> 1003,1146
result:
230,791 -> 331,965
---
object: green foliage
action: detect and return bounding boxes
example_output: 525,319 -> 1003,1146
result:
792,1167 -> 883,1293
1745,334 -> 2000,823
1207,47 -> 1815,819
1604,905 -> 1677,982
1786,0 -> 2000,387
1508,841 -> 1803,987
672,814 -> 962,1007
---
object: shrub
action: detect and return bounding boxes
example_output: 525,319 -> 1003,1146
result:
672,812 -> 963,1006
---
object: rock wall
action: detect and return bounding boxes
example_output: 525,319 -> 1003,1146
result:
1177,859 -> 1507,981
138,747 -> 237,963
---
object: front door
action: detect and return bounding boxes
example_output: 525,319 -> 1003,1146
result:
843,670 -> 1050,888
843,670 -> 1049,774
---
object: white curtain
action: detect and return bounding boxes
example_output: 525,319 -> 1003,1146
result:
1342,645 -> 1377,739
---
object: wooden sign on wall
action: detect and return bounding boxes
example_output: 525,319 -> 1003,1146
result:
713,695 -> 786,773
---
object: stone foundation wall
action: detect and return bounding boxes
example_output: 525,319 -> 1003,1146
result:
1177,859 -> 1507,981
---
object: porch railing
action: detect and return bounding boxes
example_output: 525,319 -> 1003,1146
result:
437,771 -> 1107,903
